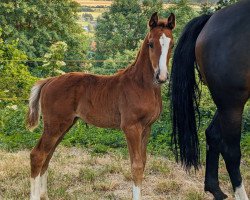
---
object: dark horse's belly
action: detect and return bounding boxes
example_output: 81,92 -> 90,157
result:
196,0 -> 250,100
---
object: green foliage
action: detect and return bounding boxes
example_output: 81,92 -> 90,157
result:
215,0 -> 239,10
165,0 -> 198,40
242,102 -> 250,162
0,104 -> 41,150
199,2 -> 214,15
0,31 -> 36,99
141,0 -> 165,18
95,0 -> 163,60
35,41 -> 68,77
82,13 -> 94,21
198,0 -> 240,15
92,47 -> 139,75
0,0 -> 89,72
63,122 -> 126,150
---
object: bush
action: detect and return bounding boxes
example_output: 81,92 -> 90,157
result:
0,33 -> 37,99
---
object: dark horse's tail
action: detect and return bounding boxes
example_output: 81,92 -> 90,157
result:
170,14 -> 212,170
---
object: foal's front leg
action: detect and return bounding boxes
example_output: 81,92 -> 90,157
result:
123,124 -> 144,200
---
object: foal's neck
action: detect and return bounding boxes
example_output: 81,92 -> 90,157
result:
126,34 -> 155,87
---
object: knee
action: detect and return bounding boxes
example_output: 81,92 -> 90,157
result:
30,149 -> 44,168
132,161 -> 144,175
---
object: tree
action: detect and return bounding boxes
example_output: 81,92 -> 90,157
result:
215,0 -> 239,10
92,46 -> 139,75
165,0 -> 198,40
0,0 -> 89,72
142,0 -> 164,17
35,41 -> 68,77
199,2 -> 214,15
199,0 -> 239,14
0,30 -> 36,99
95,0 -> 163,60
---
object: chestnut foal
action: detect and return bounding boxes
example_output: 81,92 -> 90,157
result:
27,12 -> 175,200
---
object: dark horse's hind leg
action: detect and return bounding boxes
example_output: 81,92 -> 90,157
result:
219,107 -> 244,195
211,88 -> 249,199
205,111 -> 228,200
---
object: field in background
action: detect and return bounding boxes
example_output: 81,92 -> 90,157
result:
1,146 -> 249,199
76,0 -> 112,7
75,0 -> 204,7
76,0 -> 202,34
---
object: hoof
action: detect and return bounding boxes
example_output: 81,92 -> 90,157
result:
214,193 -> 228,200
205,185 -> 228,200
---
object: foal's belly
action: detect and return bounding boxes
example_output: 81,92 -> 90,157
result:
77,108 -> 121,129
80,112 -> 121,128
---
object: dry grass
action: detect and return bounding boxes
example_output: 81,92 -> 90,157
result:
0,146 -> 249,200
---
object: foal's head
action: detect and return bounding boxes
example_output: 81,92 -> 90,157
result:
147,12 -> 175,84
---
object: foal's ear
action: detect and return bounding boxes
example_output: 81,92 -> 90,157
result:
149,12 -> 158,29
166,13 -> 175,30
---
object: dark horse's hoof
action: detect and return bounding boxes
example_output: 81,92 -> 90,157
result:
205,185 -> 228,200
213,193 -> 228,200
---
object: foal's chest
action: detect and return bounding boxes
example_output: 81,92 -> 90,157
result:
148,95 -> 162,123
121,88 -> 162,124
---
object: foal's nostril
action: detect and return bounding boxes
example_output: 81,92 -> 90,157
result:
156,71 -> 160,80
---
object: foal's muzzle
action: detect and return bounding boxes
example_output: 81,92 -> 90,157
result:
155,69 -> 168,84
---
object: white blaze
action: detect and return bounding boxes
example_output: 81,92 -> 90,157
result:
30,175 -> 40,200
235,183 -> 249,200
159,33 -> 171,81
133,184 -> 141,200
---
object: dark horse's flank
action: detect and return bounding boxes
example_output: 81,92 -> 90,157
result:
171,1 -> 250,200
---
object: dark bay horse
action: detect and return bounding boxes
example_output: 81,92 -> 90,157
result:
170,1 -> 250,200
27,12 -> 175,200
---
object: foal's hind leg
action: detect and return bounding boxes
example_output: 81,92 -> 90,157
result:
39,118 -> 77,200
30,118 -> 75,200
205,111 -> 228,200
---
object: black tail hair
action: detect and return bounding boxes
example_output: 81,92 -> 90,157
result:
170,14 -> 212,170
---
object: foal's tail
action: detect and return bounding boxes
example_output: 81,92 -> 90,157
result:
26,78 -> 52,131
170,14 -> 212,170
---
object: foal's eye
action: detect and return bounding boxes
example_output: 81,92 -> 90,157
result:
148,42 -> 154,48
